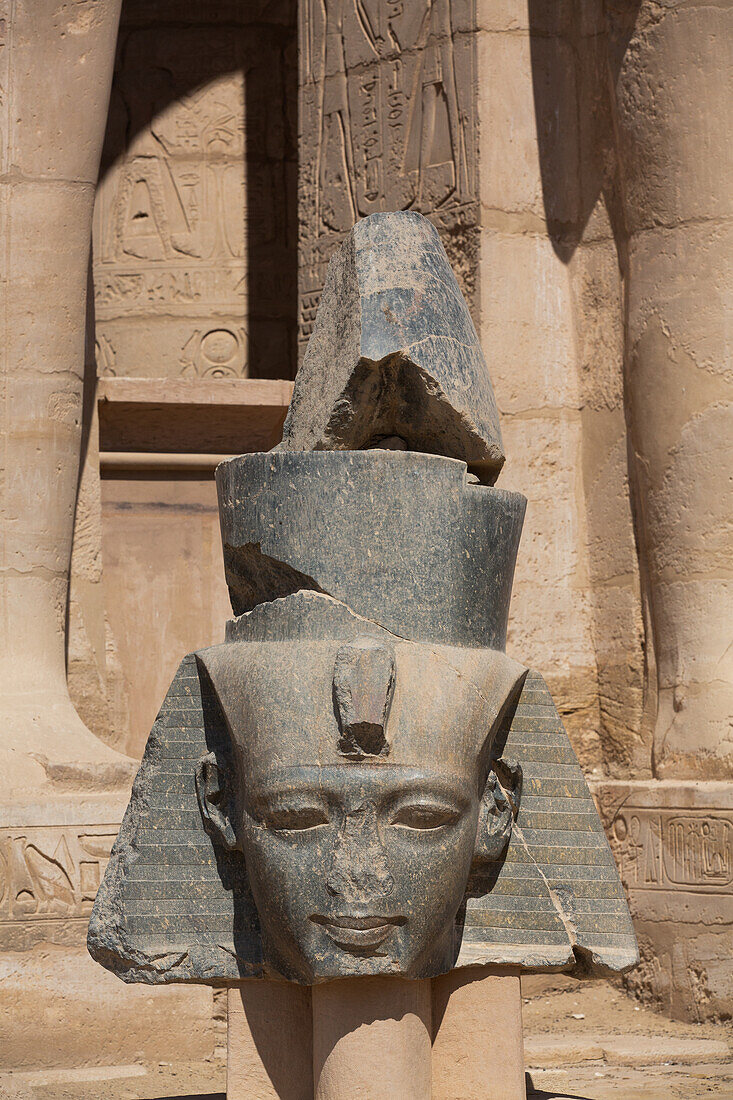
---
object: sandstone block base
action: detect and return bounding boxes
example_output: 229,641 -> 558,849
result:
432,969 -> 525,1100
595,780 -> 733,1021
228,969 -> 525,1099
0,795 -> 214,1070
0,944 -> 214,1071
312,978 -> 433,1100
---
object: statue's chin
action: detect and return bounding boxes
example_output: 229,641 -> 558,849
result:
260,918 -> 458,984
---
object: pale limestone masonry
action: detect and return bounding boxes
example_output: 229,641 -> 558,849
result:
0,0 -> 730,1074
0,0 -> 132,796
296,0 -> 732,1022
0,0 -> 215,1070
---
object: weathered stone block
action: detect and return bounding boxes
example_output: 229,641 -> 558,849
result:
595,779 -> 733,1020
217,450 -> 524,649
281,213 -> 505,481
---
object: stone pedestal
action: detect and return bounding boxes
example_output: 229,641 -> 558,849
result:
312,978 -> 432,1100
596,780 -> 733,1021
432,969 -> 525,1100
227,970 -> 526,1099
227,983 -> 313,1100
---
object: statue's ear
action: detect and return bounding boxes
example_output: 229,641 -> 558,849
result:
472,759 -> 523,869
195,751 -> 240,852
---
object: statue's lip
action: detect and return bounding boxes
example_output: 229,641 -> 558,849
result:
311,914 -> 405,949
312,915 -> 406,930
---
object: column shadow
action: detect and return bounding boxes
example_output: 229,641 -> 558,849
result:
95,3 -> 298,380
527,0 -> 641,265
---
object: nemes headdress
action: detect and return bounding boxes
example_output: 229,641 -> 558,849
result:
89,212 -> 637,984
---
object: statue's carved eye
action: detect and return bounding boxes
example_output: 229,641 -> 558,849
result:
265,806 -> 329,832
390,804 -> 461,831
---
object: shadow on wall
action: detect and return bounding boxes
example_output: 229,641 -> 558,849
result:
71,2 -> 298,744
528,0 -> 641,265
83,0 -> 299,499
527,0 -> 650,775
92,0 -> 298,383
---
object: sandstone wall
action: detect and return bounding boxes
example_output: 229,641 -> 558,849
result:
297,0 -> 646,777
0,0 -> 227,1071
295,0 -> 732,1022
44,0 -> 730,1037
68,1 -> 298,757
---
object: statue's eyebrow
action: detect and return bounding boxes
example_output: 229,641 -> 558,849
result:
249,786 -> 329,807
249,766 -> 469,808
384,781 -> 471,810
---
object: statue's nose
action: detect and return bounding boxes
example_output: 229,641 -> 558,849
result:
325,800 -> 394,901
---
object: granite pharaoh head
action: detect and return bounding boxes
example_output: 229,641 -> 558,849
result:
88,213 -> 638,987
194,605 -> 526,982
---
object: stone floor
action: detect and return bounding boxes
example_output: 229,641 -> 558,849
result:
522,974 -> 732,1099
1,977 -> 730,1099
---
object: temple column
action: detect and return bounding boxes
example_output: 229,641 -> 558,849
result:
593,0 -> 733,1023
613,1 -> 733,781
0,0 -> 130,792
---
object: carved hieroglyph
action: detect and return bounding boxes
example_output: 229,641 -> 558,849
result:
596,780 -> 733,1020
0,826 -> 117,952
298,0 -> 479,355
94,22 -> 295,379
608,809 -> 732,894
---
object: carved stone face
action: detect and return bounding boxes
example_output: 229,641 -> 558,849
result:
198,635 -> 524,982
238,762 -> 481,981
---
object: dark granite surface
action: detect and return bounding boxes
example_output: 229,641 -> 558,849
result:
280,212 -> 505,483
88,636 -> 637,984
217,451 -> 525,651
